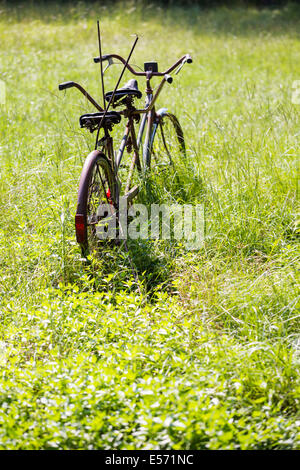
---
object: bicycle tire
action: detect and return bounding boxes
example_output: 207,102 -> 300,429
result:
144,112 -> 186,170
75,150 -> 118,258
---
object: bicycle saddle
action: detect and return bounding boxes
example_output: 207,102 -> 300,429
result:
79,111 -> 121,132
105,79 -> 142,104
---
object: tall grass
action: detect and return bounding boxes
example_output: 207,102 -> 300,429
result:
0,1 -> 299,449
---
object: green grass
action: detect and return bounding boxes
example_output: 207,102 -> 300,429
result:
0,0 -> 299,449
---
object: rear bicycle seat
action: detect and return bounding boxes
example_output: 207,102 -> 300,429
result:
79,111 -> 121,132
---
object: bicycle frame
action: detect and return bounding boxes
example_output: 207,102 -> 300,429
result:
59,51 -> 192,204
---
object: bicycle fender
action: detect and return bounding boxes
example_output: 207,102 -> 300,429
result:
156,107 -> 168,118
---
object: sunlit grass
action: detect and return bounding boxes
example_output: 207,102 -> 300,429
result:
0,1 -> 299,449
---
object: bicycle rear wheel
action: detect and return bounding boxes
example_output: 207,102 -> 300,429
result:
144,112 -> 186,171
75,150 -> 118,258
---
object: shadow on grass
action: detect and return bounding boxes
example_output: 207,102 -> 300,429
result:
64,238 -> 176,297
62,163 -> 205,295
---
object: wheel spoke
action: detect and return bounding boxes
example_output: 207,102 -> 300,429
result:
76,153 -> 117,257
159,120 -> 173,164
148,113 -> 185,172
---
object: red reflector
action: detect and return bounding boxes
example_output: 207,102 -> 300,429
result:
75,214 -> 86,243
106,188 -> 111,199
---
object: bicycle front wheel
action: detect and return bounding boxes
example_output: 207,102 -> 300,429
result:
75,150 -> 118,258
144,112 -> 186,171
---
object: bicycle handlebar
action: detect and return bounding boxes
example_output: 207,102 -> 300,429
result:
93,53 -> 192,76
58,81 -> 104,111
59,81 -> 75,90
58,55 -> 190,112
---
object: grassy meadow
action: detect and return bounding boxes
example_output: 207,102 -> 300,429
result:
0,1 -> 299,449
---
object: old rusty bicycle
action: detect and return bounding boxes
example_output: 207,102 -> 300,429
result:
59,27 -> 192,258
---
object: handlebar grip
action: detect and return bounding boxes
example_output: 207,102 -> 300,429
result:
59,81 -> 75,91
186,54 -> 193,64
165,74 -> 173,84
93,55 -> 110,63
